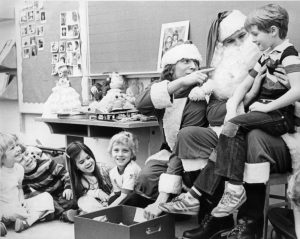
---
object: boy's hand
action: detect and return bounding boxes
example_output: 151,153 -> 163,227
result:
96,189 -> 109,202
143,202 -> 162,220
249,102 -> 270,113
63,189 -> 73,200
274,64 -> 290,88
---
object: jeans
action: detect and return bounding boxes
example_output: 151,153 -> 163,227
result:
215,107 -> 294,182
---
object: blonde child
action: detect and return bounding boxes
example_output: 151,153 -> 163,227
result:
107,131 -> 141,207
0,133 -> 54,235
65,141 -> 112,213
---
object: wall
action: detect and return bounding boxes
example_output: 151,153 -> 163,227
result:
2,1 -> 300,167
0,17 -> 112,166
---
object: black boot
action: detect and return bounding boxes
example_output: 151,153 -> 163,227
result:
226,217 -> 259,239
183,214 -> 234,239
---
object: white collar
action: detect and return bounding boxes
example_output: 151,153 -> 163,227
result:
263,39 -> 292,56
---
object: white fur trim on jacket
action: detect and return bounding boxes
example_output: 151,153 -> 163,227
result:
281,102 -> 300,171
163,98 -> 187,150
219,10 -> 246,42
150,80 -> 172,109
158,173 -> 182,194
181,158 -> 208,172
282,127 -> 300,171
243,162 -> 270,183
161,44 -> 202,69
145,149 -> 171,164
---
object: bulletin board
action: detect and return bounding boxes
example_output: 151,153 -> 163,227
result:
16,1 -> 82,113
17,1 -> 300,112
88,1 -> 300,74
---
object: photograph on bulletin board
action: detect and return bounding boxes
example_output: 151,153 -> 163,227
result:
60,11 -> 80,39
157,20 -> 189,71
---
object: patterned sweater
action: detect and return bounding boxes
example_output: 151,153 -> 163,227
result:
22,158 -> 71,198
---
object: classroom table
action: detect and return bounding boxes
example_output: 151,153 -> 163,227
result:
36,117 -> 162,163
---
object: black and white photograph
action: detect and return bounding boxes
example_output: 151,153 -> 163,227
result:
157,20 -> 189,71
37,37 -> 44,51
22,47 -> 30,59
50,41 -> 59,53
2,2 -> 300,239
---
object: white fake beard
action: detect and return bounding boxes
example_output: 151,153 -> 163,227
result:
210,36 -> 261,99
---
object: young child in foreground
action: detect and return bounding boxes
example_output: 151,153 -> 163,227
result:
65,141 -> 112,213
268,169 -> 300,239
288,169 -> 300,238
107,131 -> 141,206
0,133 -> 54,236
17,145 -> 77,222
211,3 -> 300,217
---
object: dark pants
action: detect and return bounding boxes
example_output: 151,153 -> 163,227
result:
215,108 -> 294,182
53,195 -> 77,218
192,129 -> 291,230
237,129 -> 292,235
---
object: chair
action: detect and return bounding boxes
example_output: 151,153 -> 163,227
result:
263,173 -> 291,239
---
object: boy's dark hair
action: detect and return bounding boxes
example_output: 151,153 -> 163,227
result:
245,4 -> 289,39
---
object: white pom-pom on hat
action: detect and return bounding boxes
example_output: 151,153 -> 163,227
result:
219,10 -> 247,42
161,43 -> 202,69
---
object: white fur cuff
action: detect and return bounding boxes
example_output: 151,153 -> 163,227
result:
281,127 -> 300,171
158,173 -> 182,194
243,162 -> 270,183
181,158 -> 208,171
150,80 -> 172,109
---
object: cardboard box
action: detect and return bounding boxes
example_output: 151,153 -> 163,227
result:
75,205 -> 175,239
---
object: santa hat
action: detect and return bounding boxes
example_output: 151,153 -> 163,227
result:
218,10 -> 246,42
161,43 -> 202,69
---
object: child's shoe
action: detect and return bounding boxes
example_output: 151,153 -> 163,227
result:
158,192 -> 200,216
0,222 -> 7,237
60,209 -> 78,223
15,219 -> 29,233
211,184 -> 247,217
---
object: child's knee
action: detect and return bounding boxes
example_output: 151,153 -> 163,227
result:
222,121 -> 239,137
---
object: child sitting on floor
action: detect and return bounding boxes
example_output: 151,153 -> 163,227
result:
65,141 -> 112,213
268,169 -> 300,239
108,131 -> 141,206
287,169 -> 300,238
0,133 -> 54,236
17,145 -> 77,223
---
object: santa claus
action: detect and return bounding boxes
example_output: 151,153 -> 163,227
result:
189,10 -> 261,111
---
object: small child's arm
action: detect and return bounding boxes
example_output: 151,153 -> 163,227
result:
109,191 -> 130,207
86,189 -> 110,202
50,159 -> 73,200
225,74 -> 255,121
243,65 -> 267,107
230,74 -> 255,110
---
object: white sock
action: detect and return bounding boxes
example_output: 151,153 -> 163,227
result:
227,183 -> 244,194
